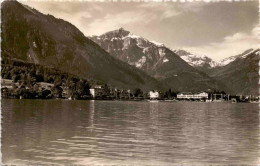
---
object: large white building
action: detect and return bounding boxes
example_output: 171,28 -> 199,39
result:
149,90 -> 159,99
177,92 -> 193,99
177,92 -> 208,99
193,92 -> 208,99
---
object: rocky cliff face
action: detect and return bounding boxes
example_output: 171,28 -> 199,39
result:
91,28 -> 192,77
1,0 -> 162,91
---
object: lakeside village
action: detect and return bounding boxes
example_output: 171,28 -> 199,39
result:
1,57 -> 258,103
2,79 -> 259,103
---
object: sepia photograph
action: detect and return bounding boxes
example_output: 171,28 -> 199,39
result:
1,0 -> 259,165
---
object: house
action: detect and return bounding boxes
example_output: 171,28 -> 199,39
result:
149,90 -> 159,99
90,85 -> 105,98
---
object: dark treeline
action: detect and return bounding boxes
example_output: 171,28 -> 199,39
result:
1,57 -> 94,99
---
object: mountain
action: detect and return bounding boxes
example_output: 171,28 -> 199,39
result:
173,49 -> 220,74
173,49 -> 218,68
217,48 -> 256,66
90,28 -> 223,92
209,49 -> 259,95
1,0 -> 162,91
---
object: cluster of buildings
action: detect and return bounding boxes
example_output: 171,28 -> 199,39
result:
89,86 -> 210,100
2,79 -> 258,102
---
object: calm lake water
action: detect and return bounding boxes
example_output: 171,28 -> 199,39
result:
2,99 -> 260,165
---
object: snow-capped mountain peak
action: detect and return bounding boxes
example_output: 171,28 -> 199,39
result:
173,49 -> 218,68
217,48 -> 256,66
90,28 -> 195,73
173,48 -> 259,68
90,28 -> 173,69
127,33 -> 141,39
217,56 -> 236,66
89,28 -> 224,92
151,41 -> 164,47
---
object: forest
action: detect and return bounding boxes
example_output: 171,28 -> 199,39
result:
1,57 -> 92,99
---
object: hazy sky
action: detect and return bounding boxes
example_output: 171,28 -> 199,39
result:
22,0 -> 259,61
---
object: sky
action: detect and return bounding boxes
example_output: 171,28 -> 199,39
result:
22,0 -> 259,61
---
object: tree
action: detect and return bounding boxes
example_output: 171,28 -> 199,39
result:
168,89 -> 172,98
16,86 -> 30,99
1,87 -> 9,97
76,80 -> 85,97
51,85 -> 63,98
133,88 -> 143,98
54,76 -> 62,86
40,89 -> 52,99
76,80 -> 90,98
33,84 -> 40,92
12,74 -> 19,83
103,84 -> 110,97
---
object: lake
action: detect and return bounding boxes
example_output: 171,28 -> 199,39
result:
1,99 -> 260,165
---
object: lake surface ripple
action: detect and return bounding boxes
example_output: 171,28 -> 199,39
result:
2,99 -> 260,165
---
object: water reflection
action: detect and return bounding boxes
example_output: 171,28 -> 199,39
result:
2,99 -> 260,165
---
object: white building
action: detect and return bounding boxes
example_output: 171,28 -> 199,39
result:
193,92 -> 208,99
90,85 -> 104,98
149,90 -> 159,99
177,92 -> 193,99
177,92 -> 208,99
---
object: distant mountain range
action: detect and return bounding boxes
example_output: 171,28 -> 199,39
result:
217,48 -> 257,66
90,28 -> 223,92
1,0 -> 258,94
1,0 -> 161,91
173,48 -> 257,68
90,28 -> 258,94
172,49 -> 218,68
173,48 -> 259,95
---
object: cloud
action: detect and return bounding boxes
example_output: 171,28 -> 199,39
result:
21,0 -> 258,60
139,2 -> 205,20
183,26 -> 259,61
84,11 -> 157,36
21,1 -> 98,36
177,2 -> 206,13
139,3 -> 180,19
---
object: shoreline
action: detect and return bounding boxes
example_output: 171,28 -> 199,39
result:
2,97 -> 257,103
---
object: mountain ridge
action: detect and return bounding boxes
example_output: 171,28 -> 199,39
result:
173,48 -> 258,68
3,1 -> 256,94
1,0 -> 163,91
208,49 -> 259,95
90,28 -> 224,92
